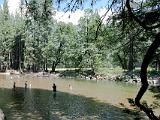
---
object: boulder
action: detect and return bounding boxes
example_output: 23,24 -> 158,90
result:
0,109 -> 5,120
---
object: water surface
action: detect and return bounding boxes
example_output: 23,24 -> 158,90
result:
0,74 -> 158,119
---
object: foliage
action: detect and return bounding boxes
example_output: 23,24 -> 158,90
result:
0,0 -> 159,75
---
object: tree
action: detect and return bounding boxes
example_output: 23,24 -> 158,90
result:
12,13 -> 25,71
24,0 -> 54,71
24,0 -> 42,71
40,0 -> 54,71
49,22 -> 75,72
126,0 -> 160,119
0,0 -> 15,70
77,9 -> 104,72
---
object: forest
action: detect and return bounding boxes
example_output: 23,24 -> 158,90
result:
0,0 -> 159,74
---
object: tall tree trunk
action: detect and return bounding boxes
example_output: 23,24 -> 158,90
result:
8,52 -> 11,69
51,42 -> 64,73
44,58 -> 48,72
18,36 -> 24,74
128,38 -> 134,71
46,59 -> 47,71
155,60 -> 158,71
158,58 -> 160,71
117,53 -> 127,69
51,62 -> 56,73
155,55 -> 160,71
135,32 -> 160,120
19,38 -> 22,73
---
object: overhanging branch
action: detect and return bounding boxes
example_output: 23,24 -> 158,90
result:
126,0 -> 160,30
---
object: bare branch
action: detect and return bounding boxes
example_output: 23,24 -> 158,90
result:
24,0 -> 28,6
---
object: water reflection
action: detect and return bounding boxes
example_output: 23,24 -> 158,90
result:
0,88 -> 139,120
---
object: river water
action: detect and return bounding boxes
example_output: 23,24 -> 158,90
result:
0,74 -> 159,120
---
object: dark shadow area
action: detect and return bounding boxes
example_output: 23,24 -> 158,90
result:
149,86 -> 160,114
148,86 -> 160,117
124,69 -> 160,78
59,69 -> 95,78
59,70 -> 80,77
0,87 -> 145,120
149,86 -> 160,100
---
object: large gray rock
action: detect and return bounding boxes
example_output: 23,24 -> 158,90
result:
0,109 -> 5,120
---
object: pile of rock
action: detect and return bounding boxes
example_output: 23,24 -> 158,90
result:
81,74 -> 107,80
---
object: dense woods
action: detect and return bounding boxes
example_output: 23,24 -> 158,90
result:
0,0 -> 159,74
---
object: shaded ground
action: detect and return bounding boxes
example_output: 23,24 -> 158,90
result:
0,88 -> 145,120
149,86 -> 160,111
149,86 -> 160,100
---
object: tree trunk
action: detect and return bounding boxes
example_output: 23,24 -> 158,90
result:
155,60 -> 158,71
45,58 -> 48,72
51,61 -> 56,73
155,55 -> 160,71
128,38 -> 134,71
51,42 -> 64,73
51,57 -> 61,73
135,32 -> 160,120
75,55 -> 83,68
117,54 -> 127,69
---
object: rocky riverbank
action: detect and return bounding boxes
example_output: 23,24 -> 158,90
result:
80,73 -> 160,86
2,69 -> 160,86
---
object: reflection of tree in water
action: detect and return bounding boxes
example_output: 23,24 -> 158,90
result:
0,88 -> 146,120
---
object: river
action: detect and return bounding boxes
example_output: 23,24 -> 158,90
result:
0,74 -> 159,120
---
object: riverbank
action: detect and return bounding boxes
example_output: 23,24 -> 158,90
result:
1,68 -> 160,86
53,68 -> 160,86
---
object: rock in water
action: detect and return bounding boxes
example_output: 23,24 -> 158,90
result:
0,109 -> 5,120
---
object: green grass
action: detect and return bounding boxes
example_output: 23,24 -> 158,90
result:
97,67 -> 124,76
49,67 -> 160,78
97,67 -> 160,78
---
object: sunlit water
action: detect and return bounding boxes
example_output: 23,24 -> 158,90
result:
0,74 -> 159,119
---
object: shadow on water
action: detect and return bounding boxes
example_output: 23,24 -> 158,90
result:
0,88 -> 144,120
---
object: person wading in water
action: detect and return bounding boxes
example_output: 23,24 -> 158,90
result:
52,83 -> 56,92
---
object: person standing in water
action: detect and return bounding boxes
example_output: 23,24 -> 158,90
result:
25,81 -> 27,89
69,84 -> 72,90
52,83 -> 56,92
13,82 -> 16,89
